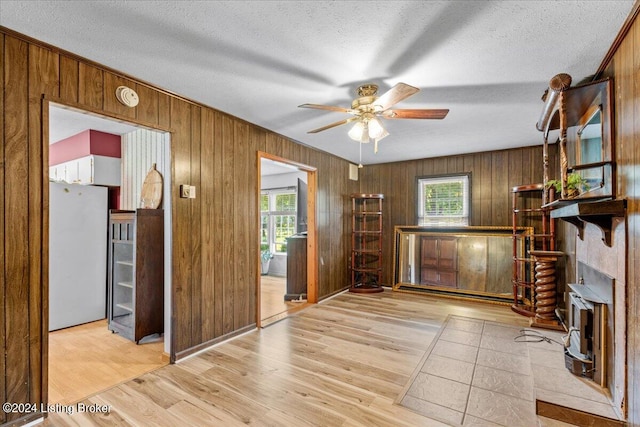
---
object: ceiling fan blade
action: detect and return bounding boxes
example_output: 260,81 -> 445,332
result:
373,83 -> 420,111
382,109 -> 449,119
307,117 -> 358,133
299,103 -> 354,113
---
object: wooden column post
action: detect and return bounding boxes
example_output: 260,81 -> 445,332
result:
529,250 -> 565,330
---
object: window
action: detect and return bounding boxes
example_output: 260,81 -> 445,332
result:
261,188 -> 297,253
417,174 -> 470,226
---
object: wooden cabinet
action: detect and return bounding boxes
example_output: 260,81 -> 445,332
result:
285,235 -> 307,300
350,194 -> 384,293
420,236 -> 457,287
108,209 -> 164,343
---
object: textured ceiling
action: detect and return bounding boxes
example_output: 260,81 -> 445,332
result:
0,1 -> 634,165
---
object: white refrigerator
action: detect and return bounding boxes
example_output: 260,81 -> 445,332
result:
49,182 -> 108,331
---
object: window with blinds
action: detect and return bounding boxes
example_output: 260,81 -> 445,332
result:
417,174 -> 470,226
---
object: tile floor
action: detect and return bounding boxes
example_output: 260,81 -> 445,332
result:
398,315 -> 622,426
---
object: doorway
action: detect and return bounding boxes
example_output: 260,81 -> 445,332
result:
258,153 -> 317,327
46,103 -> 172,404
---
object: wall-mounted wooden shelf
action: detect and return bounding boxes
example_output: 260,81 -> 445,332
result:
550,199 -> 626,247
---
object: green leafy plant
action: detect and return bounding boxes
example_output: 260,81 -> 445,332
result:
546,172 -> 590,196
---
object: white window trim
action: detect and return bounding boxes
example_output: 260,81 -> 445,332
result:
417,174 -> 471,226
261,187 -> 297,253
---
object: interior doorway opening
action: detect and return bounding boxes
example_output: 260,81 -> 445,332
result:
46,103 -> 172,404
258,153 -> 317,327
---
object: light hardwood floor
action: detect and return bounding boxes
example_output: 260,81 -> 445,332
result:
44,289 -> 539,426
260,274 -> 307,324
48,319 -> 168,405
47,276 -> 297,405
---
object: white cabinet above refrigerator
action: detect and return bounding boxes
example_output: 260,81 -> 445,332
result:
49,154 -> 121,186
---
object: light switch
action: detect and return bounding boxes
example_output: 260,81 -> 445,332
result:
180,185 -> 191,198
180,185 -> 197,199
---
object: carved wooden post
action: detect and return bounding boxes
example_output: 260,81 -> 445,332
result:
536,73 -> 572,201
558,91 -> 569,200
529,250 -> 564,330
550,74 -> 572,200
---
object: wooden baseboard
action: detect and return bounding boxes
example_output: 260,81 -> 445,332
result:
3,412 -> 44,427
536,399 -> 626,427
173,323 -> 256,362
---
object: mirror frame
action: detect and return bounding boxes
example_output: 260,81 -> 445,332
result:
392,225 -> 533,303
565,78 -> 615,200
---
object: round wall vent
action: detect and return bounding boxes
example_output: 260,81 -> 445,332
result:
115,86 -> 139,107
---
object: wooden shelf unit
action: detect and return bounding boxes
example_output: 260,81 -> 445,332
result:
108,209 -> 164,343
350,194 -> 384,293
511,184 -> 555,317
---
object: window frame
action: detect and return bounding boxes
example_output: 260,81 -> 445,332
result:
260,187 -> 297,254
415,172 -> 472,226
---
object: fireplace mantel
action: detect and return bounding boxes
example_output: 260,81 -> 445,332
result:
550,199 -> 626,247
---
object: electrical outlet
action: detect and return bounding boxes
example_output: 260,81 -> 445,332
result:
188,185 -> 196,199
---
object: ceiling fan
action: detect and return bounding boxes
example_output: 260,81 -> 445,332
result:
299,82 -> 449,154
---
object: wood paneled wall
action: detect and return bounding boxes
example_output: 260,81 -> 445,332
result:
598,5 -> 640,424
359,145 -> 555,286
0,28 -> 357,424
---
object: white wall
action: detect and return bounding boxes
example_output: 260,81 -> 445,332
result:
261,171 -> 307,189
121,129 -> 169,210
121,128 -> 172,355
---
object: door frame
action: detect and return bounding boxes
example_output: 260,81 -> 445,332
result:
42,98 -> 174,400
257,151 -> 318,327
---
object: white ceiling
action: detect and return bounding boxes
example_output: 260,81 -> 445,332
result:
48,106 -> 140,143
0,1 -> 634,165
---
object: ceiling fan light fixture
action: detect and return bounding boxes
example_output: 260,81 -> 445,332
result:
348,121 -> 365,141
360,121 -> 370,144
367,117 -> 385,139
376,128 -> 389,142
349,117 -> 387,143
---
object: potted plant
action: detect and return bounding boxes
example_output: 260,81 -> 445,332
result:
260,244 -> 273,275
547,172 -> 590,198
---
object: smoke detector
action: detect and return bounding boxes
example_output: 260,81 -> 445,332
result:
115,86 -> 139,107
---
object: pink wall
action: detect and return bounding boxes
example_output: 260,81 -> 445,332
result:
50,130 -> 121,165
